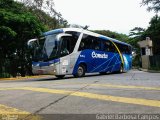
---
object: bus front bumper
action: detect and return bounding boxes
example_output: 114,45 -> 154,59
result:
32,66 -> 57,75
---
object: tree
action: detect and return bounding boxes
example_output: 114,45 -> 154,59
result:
141,1 -> 160,55
15,0 -> 68,28
128,27 -> 146,67
16,0 -> 55,16
141,0 -> 160,12
0,0 -> 68,78
0,26 -> 17,77
129,27 -> 145,38
128,27 -> 146,48
144,15 -> 160,55
0,0 -> 45,77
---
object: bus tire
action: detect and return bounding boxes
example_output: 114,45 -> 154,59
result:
119,65 -> 124,73
74,64 -> 86,77
99,72 -> 106,75
55,75 -> 65,79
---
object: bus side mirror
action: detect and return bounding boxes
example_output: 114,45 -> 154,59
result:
27,39 -> 38,49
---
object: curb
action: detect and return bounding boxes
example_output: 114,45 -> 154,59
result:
138,68 -> 160,73
0,75 -> 54,81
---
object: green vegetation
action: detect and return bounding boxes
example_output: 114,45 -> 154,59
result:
141,0 -> 160,55
128,15 -> 160,67
93,30 -> 129,43
144,15 -> 160,55
0,0 -> 160,77
0,0 -> 67,77
141,0 -> 160,12
129,0 -> 160,68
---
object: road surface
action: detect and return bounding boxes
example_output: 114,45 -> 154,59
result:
0,70 -> 160,120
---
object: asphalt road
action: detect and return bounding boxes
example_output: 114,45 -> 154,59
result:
0,69 -> 160,120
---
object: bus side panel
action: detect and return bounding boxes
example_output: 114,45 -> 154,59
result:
58,56 -> 70,75
70,52 -> 82,73
72,50 -> 122,74
109,53 -> 122,72
59,52 -> 81,75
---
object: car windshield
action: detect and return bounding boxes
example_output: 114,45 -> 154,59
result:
30,34 -> 60,62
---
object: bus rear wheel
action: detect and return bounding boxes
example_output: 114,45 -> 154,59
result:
74,64 -> 86,77
55,75 -> 65,79
119,65 -> 124,73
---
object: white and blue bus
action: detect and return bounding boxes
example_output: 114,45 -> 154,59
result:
28,28 -> 132,78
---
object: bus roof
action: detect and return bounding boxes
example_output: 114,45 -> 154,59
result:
42,29 -> 63,36
99,36 -> 131,46
63,28 -> 131,47
43,28 -> 131,47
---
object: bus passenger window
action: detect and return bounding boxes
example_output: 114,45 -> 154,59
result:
78,34 -> 92,51
60,37 -> 69,56
103,41 -> 111,52
116,43 -> 132,54
92,39 -> 101,50
128,46 -> 132,54
102,40 -> 117,53
78,34 -> 102,51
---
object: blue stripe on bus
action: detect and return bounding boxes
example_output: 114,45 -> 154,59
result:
42,29 -> 63,36
32,58 -> 60,67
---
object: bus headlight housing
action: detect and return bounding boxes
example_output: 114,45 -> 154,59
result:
50,64 -> 54,66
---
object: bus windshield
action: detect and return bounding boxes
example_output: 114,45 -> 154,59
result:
29,34 -> 60,62
43,34 -> 59,60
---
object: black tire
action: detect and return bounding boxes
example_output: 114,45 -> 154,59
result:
74,64 -> 86,77
99,72 -> 106,75
119,65 -> 124,73
55,75 -> 65,79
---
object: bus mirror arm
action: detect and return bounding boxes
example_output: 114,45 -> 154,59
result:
27,39 -> 38,46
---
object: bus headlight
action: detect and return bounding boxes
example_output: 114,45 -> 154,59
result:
50,64 -> 54,66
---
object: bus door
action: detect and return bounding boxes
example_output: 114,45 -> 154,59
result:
58,32 -> 80,75
56,34 -> 70,75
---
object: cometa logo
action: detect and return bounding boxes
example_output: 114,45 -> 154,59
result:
92,51 -> 108,59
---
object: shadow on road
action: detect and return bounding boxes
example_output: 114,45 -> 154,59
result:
0,72 -> 124,83
32,72 -> 123,82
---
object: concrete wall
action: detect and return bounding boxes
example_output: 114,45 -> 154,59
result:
141,55 -> 150,69
138,39 -> 152,48
138,38 -> 153,69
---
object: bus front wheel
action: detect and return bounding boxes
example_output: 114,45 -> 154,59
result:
74,64 -> 86,77
55,75 -> 65,79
